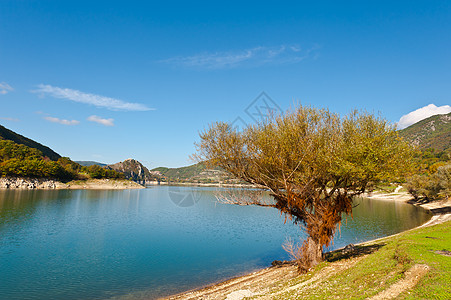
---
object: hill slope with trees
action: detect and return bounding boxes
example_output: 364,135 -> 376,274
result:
399,112 -> 451,151
0,124 -> 61,161
400,113 -> 451,200
151,163 -> 241,184
0,125 -> 125,183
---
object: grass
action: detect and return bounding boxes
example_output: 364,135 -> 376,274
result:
257,220 -> 451,299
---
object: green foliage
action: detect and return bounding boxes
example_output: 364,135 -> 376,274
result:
151,163 -> 206,180
86,164 -> 125,179
196,105 -> 413,270
405,118 -> 450,200
407,163 -> 451,200
0,124 -> 61,160
0,140 -> 72,179
0,140 -> 124,181
412,147 -> 450,175
265,220 -> 451,299
399,112 -> 451,151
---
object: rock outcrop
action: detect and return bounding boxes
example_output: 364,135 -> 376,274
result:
0,177 -> 65,189
107,159 -> 158,184
0,177 -> 145,189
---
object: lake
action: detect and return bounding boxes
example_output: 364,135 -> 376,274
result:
0,186 -> 431,300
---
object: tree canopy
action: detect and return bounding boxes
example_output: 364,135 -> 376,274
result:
0,140 -> 124,181
195,106 -> 413,271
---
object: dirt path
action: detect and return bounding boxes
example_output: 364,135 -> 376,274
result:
368,264 -> 430,300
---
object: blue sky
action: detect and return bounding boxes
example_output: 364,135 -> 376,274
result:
1,0 -> 450,168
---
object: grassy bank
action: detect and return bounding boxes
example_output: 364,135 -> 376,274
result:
275,219 -> 451,299
169,215 -> 451,299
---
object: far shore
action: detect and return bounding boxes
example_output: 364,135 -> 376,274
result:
166,191 -> 451,300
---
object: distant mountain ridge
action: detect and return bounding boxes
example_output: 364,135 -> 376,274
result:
151,163 -> 241,184
0,124 -> 61,161
399,112 -> 451,151
75,161 -> 107,167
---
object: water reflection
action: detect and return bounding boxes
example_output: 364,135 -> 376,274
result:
0,187 -> 431,300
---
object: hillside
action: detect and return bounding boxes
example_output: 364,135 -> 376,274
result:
399,112 -> 451,151
107,159 -> 159,183
75,161 -> 107,167
0,126 -> 126,182
151,162 -> 242,184
0,124 -> 61,161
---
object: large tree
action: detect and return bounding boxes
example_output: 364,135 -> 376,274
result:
195,106 -> 413,272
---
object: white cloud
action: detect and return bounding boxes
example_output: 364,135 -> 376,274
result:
0,117 -> 19,122
398,104 -> 451,129
87,115 -> 114,126
44,116 -> 80,126
160,44 -> 319,69
32,84 -> 153,111
0,82 -> 14,95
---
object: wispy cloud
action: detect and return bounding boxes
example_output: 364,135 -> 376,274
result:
32,84 -> 153,111
44,116 -> 80,126
160,45 -> 319,69
87,115 -> 114,126
398,104 -> 451,129
0,82 -> 14,95
0,117 -> 19,122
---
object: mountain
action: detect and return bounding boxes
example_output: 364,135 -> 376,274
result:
107,159 -> 159,183
151,162 -> 241,184
0,124 -> 61,161
399,112 -> 451,151
75,161 -> 107,167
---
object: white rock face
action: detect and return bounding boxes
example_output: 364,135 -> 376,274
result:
0,177 -> 62,189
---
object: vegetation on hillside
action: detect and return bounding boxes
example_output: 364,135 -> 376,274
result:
0,124 -> 61,161
401,113 -> 451,200
152,163 -> 207,180
407,163 -> 451,200
399,112 -> 451,151
196,106 -> 412,272
0,140 -> 124,181
151,163 -> 243,184
0,140 -> 71,179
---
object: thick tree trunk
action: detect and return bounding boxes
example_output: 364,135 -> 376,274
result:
297,237 -> 323,273
305,237 -> 323,266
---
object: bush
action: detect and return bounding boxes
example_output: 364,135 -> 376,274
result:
407,163 -> 451,200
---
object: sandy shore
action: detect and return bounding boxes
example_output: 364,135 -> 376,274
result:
63,178 -> 145,189
166,191 -> 451,300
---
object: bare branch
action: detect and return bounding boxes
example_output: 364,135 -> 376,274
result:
214,187 -> 277,207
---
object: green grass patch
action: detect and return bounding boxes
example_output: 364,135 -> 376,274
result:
267,220 -> 451,299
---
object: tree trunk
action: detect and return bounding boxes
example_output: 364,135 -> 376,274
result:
305,237 -> 323,266
298,237 -> 323,273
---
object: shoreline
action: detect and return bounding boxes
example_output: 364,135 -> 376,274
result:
165,191 -> 451,300
0,176 -> 145,190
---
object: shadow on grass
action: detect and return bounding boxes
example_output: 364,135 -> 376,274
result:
325,243 -> 385,263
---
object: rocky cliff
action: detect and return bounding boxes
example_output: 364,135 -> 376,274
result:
107,159 -> 158,183
0,177 -> 66,189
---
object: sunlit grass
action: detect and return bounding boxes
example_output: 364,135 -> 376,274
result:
261,220 -> 451,299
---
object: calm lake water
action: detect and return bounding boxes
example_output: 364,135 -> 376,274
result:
0,186 -> 431,300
